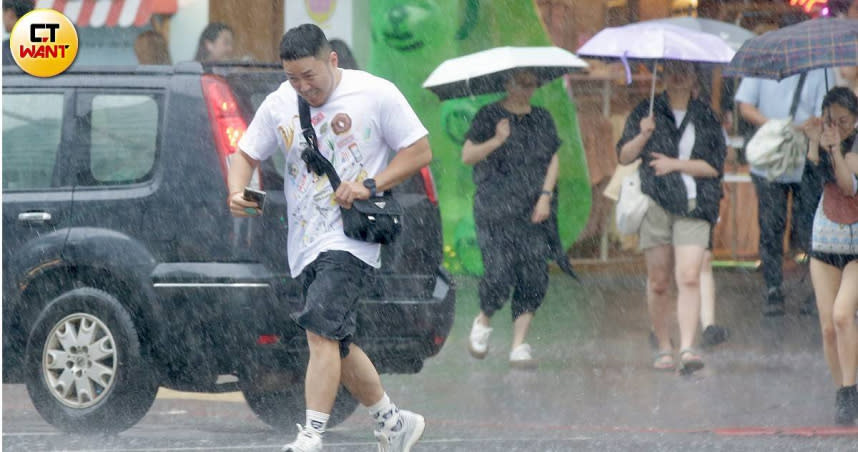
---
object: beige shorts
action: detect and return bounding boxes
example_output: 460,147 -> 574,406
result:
638,199 -> 711,250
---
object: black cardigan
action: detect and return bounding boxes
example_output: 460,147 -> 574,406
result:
617,92 -> 726,224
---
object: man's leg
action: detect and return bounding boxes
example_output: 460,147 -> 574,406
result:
792,170 -> 823,314
752,174 -> 789,314
285,251 -> 364,451
341,344 -> 425,450
340,343 -> 383,407
305,331 -> 343,414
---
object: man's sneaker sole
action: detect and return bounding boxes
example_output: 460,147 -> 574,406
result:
468,342 -> 488,359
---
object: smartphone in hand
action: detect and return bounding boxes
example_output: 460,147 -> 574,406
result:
243,187 -> 266,213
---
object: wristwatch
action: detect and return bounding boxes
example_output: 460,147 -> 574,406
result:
363,178 -> 377,197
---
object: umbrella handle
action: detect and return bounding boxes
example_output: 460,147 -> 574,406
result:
649,62 -> 658,117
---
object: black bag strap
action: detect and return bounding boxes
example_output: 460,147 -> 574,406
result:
789,72 -> 808,118
298,95 -> 342,190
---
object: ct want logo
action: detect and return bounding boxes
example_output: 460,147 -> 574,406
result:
9,9 -> 78,77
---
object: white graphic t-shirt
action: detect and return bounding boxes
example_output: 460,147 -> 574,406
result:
238,69 -> 428,277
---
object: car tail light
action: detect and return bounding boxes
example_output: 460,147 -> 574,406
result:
256,334 -> 280,345
419,167 -> 438,205
202,74 -> 248,182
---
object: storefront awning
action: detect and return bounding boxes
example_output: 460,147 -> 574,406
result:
35,0 -> 178,28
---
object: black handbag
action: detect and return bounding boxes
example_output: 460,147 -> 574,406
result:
298,96 -> 403,244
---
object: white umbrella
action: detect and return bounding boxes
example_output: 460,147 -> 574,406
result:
577,22 -> 736,114
422,46 -> 589,101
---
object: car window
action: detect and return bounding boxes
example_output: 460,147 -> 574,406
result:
2,93 -> 64,191
87,94 -> 159,184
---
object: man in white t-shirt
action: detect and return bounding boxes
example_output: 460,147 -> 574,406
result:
227,24 -> 431,452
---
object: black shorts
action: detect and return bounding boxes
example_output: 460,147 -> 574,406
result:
810,252 -> 858,270
292,250 -> 371,358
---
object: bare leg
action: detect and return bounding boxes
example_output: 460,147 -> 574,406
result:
833,261 -> 858,387
645,245 -> 674,352
699,250 -> 716,328
811,258 -> 843,387
305,331 -> 342,413
675,245 -> 706,351
511,312 -> 534,350
475,311 -> 491,327
340,344 -> 385,406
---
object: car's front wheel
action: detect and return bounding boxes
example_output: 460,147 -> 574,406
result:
25,287 -> 158,433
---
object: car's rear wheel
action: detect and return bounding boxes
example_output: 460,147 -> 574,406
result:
240,369 -> 358,429
25,287 -> 158,433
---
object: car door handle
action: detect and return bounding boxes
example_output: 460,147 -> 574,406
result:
18,212 -> 53,224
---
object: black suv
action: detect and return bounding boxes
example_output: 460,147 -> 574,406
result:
2,62 -> 455,433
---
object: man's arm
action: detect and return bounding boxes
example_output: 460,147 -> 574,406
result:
375,136 -> 432,192
737,101 -> 768,128
227,150 -> 262,217
333,136 -> 432,208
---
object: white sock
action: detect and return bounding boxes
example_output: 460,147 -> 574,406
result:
305,409 -> 329,436
367,393 -> 402,433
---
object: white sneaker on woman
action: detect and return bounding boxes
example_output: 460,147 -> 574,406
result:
509,343 -> 537,369
468,317 -> 492,359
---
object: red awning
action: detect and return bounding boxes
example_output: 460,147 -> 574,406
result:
35,0 -> 178,28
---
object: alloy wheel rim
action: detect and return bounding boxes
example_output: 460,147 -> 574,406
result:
42,313 -> 118,408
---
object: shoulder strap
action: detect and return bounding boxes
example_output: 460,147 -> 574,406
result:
298,95 -> 342,190
789,72 -> 808,118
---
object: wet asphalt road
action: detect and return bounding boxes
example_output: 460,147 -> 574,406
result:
4,267 -> 858,451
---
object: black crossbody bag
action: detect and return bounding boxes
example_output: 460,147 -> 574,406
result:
298,95 -> 403,244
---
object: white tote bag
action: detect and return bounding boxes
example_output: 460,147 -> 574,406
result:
745,117 -> 807,181
615,168 -> 651,235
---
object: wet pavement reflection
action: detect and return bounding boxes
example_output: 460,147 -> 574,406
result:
5,267 -> 858,451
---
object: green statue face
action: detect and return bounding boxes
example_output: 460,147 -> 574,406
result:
376,1 -> 441,52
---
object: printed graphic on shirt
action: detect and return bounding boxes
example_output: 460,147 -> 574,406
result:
287,111 -> 368,246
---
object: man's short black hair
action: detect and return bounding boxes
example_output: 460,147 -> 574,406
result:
3,0 -> 34,18
279,23 -> 331,61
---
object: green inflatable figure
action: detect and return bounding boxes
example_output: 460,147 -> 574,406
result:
370,0 -> 591,275
368,0 -> 469,270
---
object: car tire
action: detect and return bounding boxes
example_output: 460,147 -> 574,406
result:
240,371 -> 358,429
25,287 -> 159,434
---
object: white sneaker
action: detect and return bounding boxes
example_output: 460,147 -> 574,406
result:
374,409 -> 425,452
468,317 -> 492,359
509,343 -> 537,369
281,424 -> 322,452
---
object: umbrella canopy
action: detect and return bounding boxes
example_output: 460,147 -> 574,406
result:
645,17 -> 755,51
725,18 -> 858,80
422,46 -> 589,101
576,22 -> 736,63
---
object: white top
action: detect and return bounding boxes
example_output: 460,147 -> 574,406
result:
673,109 -> 697,200
238,69 -> 428,276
